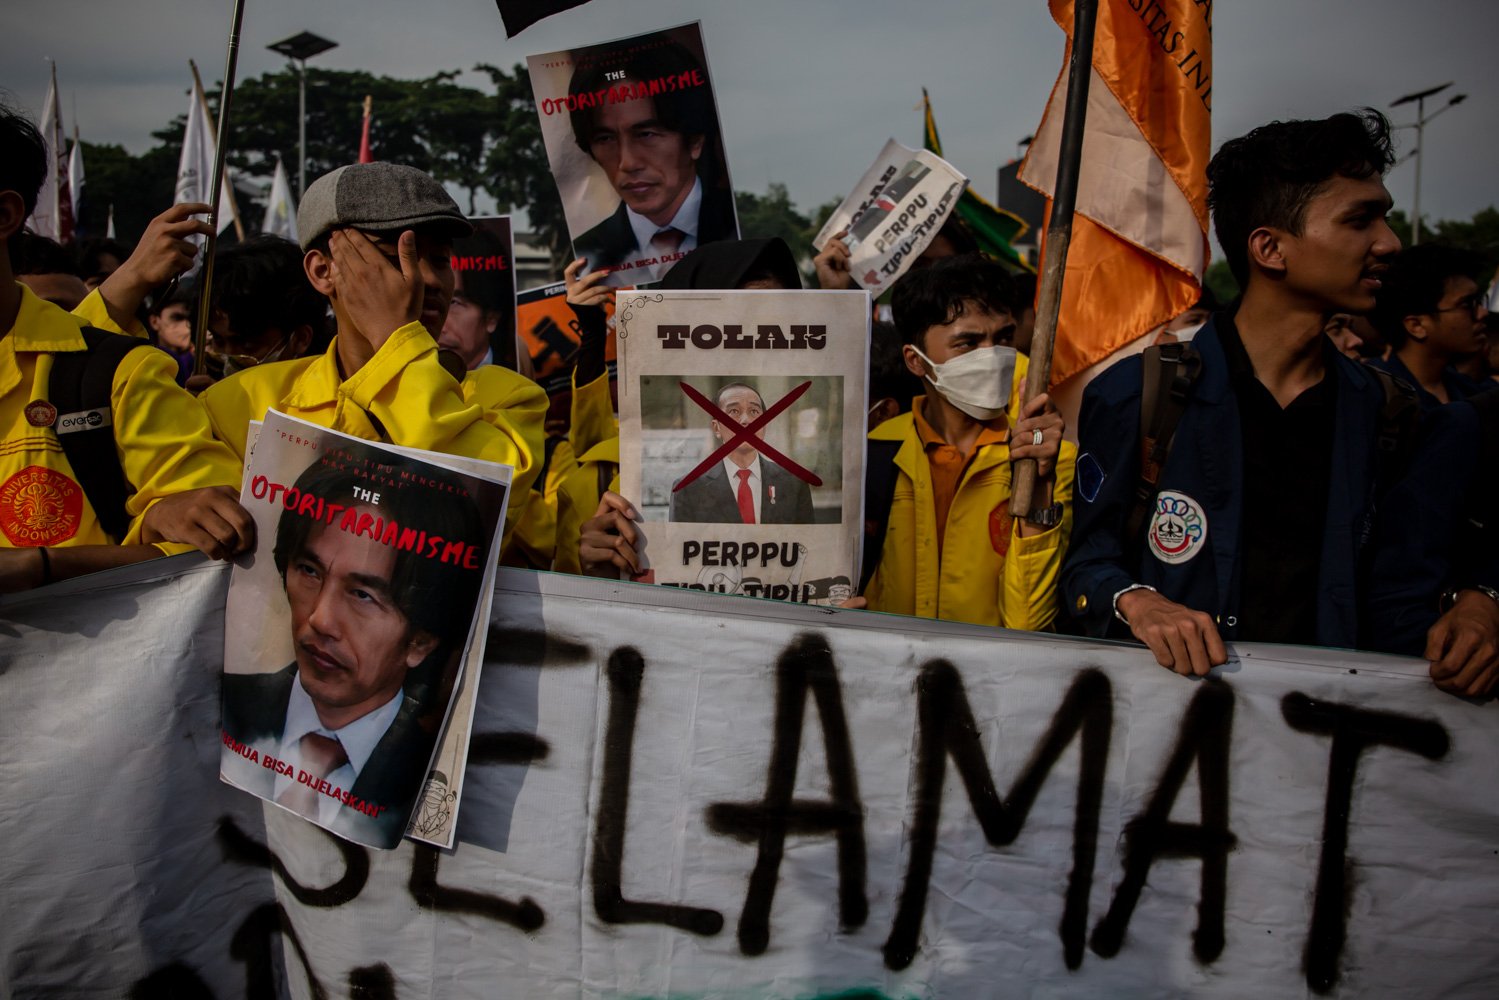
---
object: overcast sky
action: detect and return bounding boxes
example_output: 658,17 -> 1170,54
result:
4,0 -> 1496,243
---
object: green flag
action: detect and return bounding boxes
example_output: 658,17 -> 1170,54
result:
923,89 -> 1032,271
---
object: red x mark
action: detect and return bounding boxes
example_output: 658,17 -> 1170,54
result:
672,380 -> 823,492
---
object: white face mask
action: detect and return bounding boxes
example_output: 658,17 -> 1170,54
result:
911,343 -> 1017,421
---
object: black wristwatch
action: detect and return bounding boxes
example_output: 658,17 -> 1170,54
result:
1022,501 -> 1064,527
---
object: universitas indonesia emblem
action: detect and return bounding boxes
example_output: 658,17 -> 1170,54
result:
0,466 -> 83,546
1147,490 -> 1208,565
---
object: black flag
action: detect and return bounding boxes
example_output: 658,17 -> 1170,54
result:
494,0 -> 592,37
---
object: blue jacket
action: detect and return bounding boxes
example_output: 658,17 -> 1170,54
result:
1363,397 -> 1498,654
1366,353 -> 1492,413
1062,318 -> 1395,647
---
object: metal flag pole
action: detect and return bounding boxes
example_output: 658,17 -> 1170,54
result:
189,59 -> 247,242
191,0 -> 248,376
1011,0 -> 1098,517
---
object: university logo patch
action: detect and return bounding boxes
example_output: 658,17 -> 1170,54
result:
988,499 -> 1012,557
0,465 -> 83,546
1147,490 -> 1207,565
24,400 -> 56,427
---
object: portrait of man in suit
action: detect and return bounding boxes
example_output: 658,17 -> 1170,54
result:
566,38 -> 738,283
670,381 -> 815,524
221,456 -> 484,847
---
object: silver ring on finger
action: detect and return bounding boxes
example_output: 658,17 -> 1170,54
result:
1031,429 -> 1044,446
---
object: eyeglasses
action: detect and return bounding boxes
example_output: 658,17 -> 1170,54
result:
1434,293 -> 1487,318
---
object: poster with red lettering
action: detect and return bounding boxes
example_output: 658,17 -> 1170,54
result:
616,289 -> 869,604
445,215 -> 519,371
528,22 -> 739,287
220,411 -> 511,850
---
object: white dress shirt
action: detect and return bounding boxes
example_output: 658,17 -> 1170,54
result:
271,674 -> 404,824
626,176 -> 703,281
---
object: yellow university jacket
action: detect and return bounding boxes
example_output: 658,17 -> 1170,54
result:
863,392 -> 1076,631
1,284 -> 242,551
199,322 -> 547,548
550,369 -> 622,575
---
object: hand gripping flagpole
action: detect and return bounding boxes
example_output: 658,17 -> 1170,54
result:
191,0 -> 248,376
1011,0 -> 1098,517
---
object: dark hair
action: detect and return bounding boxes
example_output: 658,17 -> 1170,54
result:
659,237 -> 801,291
150,276 -> 196,317
1207,109 -> 1396,287
450,227 -> 514,315
869,320 -> 924,410
272,450 -> 486,656
1011,272 -> 1037,314
716,380 -> 764,409
13,231 -> 80,276
1371,243 -> 1480,348
0,103 -> 47,221
212,235 -> 327,353
76,237 -> 131,283
933,215 -> 981,257
892,254 -> 1017,348
567,40 -> 719,178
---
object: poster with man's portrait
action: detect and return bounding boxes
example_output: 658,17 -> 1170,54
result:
618,290 -> 868,605
220,412 -> 511,850
528,22 -> 740,287
442,216 -> 519,373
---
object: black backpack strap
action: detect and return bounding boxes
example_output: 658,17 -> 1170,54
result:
858,438 -> 903,595
1125,342 -> 1203,546
47,328 -> 149,542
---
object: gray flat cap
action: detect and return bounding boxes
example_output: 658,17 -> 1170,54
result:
297,162 -> 473,250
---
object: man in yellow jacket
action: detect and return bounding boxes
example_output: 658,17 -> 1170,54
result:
200,164 -> 546,548
1,105 -> 253,591
862,255 -> 1074,630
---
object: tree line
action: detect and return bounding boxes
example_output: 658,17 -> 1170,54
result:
74,63 -> 838,275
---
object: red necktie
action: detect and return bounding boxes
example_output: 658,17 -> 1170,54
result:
736,468 -> 756,524
651,227 -> 685,255
277,732 -> 348,817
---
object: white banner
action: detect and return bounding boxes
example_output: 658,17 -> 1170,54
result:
813,139 -> 967,292
617,289 -> 869,602
2,560 -> 1497,998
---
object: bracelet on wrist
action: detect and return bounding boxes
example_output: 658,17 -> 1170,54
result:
1111,583 -> 1157,626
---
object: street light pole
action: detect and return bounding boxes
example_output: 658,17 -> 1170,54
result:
1392,82 -> 1468,246
297,57 -> 306,197
267,31 -> 337,199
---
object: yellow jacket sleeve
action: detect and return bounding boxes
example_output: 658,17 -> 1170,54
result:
997,439 -> 1077,632
71,288 -> 146,338
109,346 -> 245,551
570,370 -> 617,459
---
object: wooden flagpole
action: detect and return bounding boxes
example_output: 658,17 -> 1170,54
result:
1011,0 -> 1099,516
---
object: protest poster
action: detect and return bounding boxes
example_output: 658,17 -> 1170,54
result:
616,289 -> 868,603
221,411 -> 511,850
517,279 -> 621,394
528,22 -> 740,287
813,139 -> 967,292
6,562 -> 1499,997
445,215 -> 519,371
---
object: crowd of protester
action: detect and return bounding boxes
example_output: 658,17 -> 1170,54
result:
3,99 -> 1495,697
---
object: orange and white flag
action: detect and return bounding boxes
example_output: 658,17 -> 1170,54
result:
1019,0 -> 1211,386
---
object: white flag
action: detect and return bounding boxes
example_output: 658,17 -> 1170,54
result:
105,204 -> 115,239
29,66 -> 67,241
67,131 -> 84,230
175,82 -> 234,237
262,156 -> 298,242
